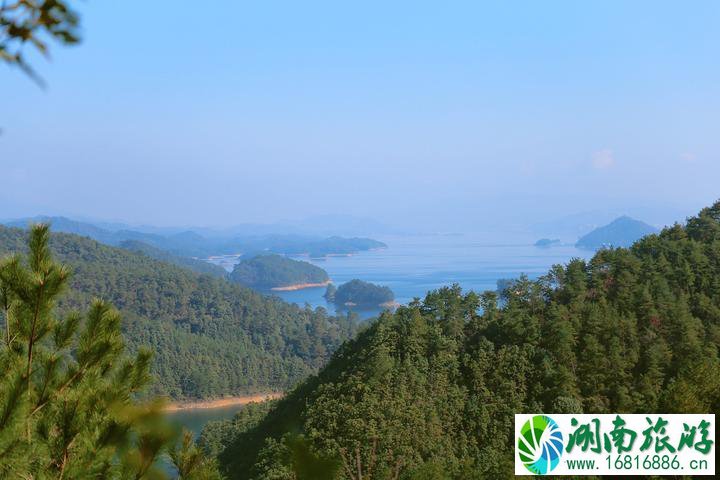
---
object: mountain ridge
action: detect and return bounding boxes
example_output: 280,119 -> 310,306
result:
0,225 -> 356,400
209,201 -> 720,479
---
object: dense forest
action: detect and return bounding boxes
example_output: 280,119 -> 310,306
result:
120,239 -> 228,277
329,279 -> 396,309
230,254 -> 329,290
0,225 -> 222,479
206,202 -> 720,479
0,226 -> 356,400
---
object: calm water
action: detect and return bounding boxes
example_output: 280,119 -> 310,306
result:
167,404 -> 243,438
162,406 -> 244,475
209,233 -> 593,317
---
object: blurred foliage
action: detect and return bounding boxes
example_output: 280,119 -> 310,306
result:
170,429 -> 224,480
0,225 -> 163,477
0,224 -> 222,478
0,0 -> 81,84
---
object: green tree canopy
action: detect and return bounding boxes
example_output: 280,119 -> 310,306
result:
212,201 -> 720,479
0,224 -> 221,479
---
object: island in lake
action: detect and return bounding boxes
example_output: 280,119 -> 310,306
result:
575,216 -> 658,249
326,279 -> 396,309
534,238 -> 561,248
229,254 -> 330,290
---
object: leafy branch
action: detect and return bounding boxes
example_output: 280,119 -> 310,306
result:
0,0 -> 81,86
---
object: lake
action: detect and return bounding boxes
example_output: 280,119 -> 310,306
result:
182,234 -> 593,442
166,404 -> 244,438
162,405 -> 246,475
208,233 -> 594,318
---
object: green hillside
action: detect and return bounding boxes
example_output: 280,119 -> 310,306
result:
229,254 -> 329,290
0,226 -> 356,400
210,202 -> 720,479
119,239 -> 228,277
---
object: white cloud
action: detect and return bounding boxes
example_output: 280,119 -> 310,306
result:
680,152 -> 696,163
592,149 -> 615,170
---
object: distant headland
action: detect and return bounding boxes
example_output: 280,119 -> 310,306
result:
229,254 -> 330,291
576,216 -> 658,250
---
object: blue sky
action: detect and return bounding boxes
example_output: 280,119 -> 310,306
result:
1,1 -> 719,230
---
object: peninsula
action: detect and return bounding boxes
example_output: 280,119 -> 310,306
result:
229,254 -> 330,291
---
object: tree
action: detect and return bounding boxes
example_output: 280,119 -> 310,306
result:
170,430 -> 224,480
0,224 -> 356,400
0,0 -> 81,84
214,201 -> 720,479
0,224 -> 219,479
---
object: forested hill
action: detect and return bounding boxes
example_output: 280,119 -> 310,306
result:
229,254 -> 329,290
119,239 -> 228,277
0,226 -> 356,400
330,279 -> 395,308
211,202 -> 720,479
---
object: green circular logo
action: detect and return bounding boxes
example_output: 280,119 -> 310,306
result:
517,415 -> 564,475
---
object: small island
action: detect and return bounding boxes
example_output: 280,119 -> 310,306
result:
326,279 -> 396,309
229,254 -> 330,290
534,238 -> 561,248
575,216 -> 658,250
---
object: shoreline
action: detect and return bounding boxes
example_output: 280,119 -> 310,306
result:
271,280 -> 331,291
379,300 -> 400,309
164,392 -> 283,412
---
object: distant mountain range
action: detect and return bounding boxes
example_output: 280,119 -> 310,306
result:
575,216 -> 659,249
3,216 -> 387,259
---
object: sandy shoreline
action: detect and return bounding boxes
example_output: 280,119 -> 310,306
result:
164,392 -> 283,412
271,280 -> 331,291
379,300 -> 400,309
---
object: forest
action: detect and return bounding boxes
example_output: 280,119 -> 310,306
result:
329,280 -> 396,309
229,255 -> 330,290
2,2 -> 717,478
205,202 -> 720,479
0,225 -> 356,400
120,239 -> 228,277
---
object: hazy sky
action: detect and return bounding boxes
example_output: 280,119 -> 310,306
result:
2,1 -> 719,230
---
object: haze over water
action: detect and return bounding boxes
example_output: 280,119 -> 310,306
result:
174,233 -> 594,440
210,233 -> 595,318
